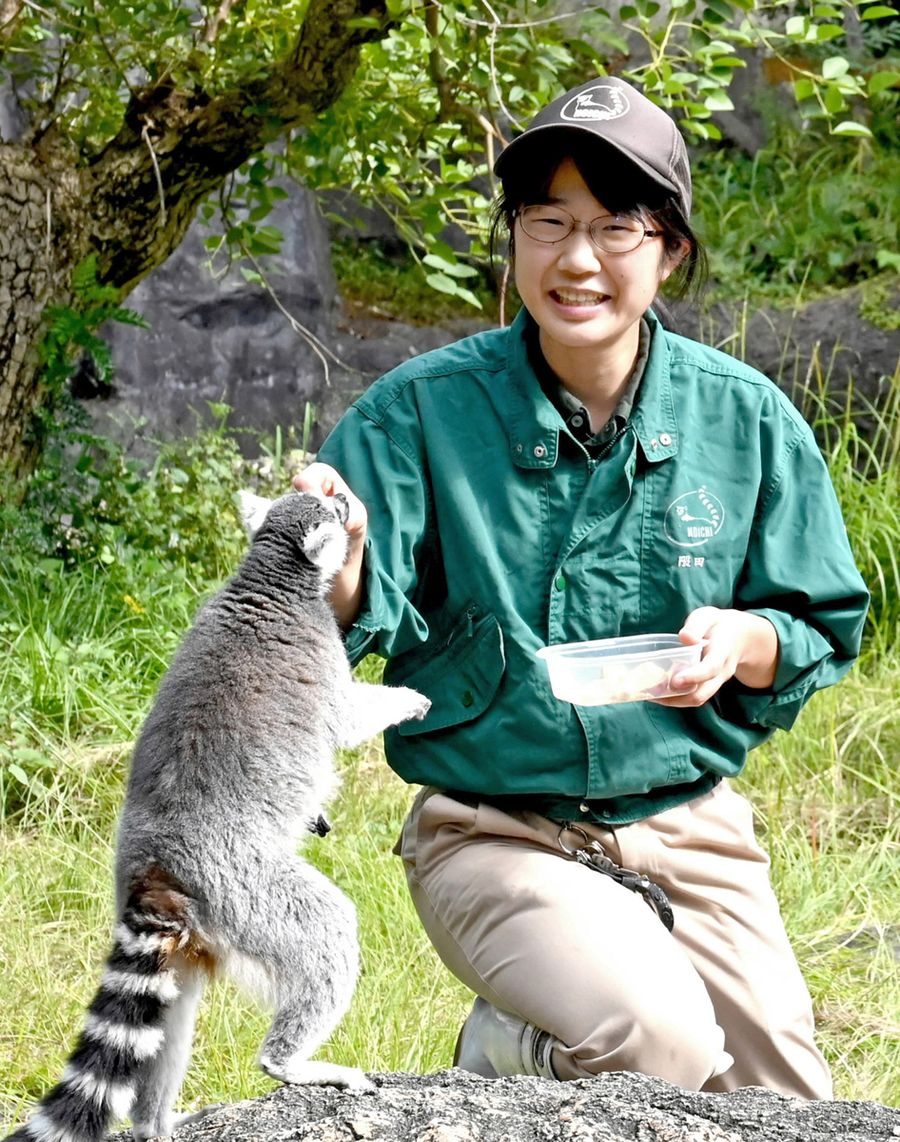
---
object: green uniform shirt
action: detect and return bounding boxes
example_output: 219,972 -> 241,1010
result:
318,308 -> 868,824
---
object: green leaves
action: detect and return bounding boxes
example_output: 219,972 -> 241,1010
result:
5,0 -> 892,320
289,0 -> 894,307
868,70 -> 900,94
423,253 -> 483,310
38,256 -> 148,443
831,120 -> 873,135
0,0 -> 321,151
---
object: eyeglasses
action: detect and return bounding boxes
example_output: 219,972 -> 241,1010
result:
517,205 -> 663,255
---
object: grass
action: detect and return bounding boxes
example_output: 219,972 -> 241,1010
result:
737,664 -> 900,1104
690,136 -> 900,304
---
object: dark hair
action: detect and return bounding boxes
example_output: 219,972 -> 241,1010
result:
489,132 -> 708,301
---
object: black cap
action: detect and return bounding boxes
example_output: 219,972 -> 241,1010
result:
494,77 -> 692,218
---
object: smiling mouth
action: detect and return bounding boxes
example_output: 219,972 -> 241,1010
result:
550,288 -> 608,307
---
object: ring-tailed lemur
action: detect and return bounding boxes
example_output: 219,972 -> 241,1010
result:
4,491 -> 430,1142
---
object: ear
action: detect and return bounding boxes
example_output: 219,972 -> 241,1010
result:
236,491 -> 273,538
659,238 -> 691,283
332,492 -> 350,526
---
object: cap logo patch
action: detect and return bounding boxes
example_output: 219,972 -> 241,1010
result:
560,84 -> 630,123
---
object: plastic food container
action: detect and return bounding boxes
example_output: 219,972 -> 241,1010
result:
537,634 -> 702,706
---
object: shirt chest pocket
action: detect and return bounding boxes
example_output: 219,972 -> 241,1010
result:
388,607 -> 506,736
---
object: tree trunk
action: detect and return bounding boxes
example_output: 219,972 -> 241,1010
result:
0,144 -> 83,479
0,0 -> 389,484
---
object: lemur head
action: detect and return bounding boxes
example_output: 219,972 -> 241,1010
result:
237,490 -> 349,580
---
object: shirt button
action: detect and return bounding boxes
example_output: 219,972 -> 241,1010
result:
650,438 -> 659,449
579,802 -> 590,814
570,414 -> 584,427
461,690 -> 475,708
533,444 -> 547,458
659,432 -> 673,446
555,575 -> 566,591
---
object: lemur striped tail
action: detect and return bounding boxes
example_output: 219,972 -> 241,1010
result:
4,869 -> 196,1142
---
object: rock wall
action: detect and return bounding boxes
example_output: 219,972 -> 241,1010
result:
111,1070 -> 900,1142
91,185 -> 484,458
668,294 -> 900,439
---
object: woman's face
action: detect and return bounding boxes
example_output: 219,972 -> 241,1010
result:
513,158 -> 683,375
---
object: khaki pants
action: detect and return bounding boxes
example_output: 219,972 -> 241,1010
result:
398,779 -> 832,1097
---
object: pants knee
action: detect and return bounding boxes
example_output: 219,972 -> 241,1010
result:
554,1002 -> 731,1090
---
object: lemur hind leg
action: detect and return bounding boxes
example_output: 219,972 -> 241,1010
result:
221,855 -> 374,1093
130,958 -> 205,1142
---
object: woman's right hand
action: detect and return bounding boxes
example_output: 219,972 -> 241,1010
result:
292,462 -> 367,627
293,462 -> 368,547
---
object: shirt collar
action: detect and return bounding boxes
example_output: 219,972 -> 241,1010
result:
546,319 -> 650,449
505,309 -> 563,469
504,307 -> 680,468
629,308 -> 679,464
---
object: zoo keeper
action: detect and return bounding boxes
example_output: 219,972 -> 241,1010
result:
296,75 -> 869,1097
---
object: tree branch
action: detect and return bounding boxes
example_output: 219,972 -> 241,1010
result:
425,1 -> 454,120
423,0 -> 503,160
0,0 -> 23,41
74,0 -> 391,294
203,0 -> 243,45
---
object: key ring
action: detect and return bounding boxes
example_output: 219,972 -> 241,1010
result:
556,821 -> 675,932
557,822 -> 594,856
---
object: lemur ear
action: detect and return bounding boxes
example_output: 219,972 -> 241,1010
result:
332,492 -> 350,525
236,491 -> 273,538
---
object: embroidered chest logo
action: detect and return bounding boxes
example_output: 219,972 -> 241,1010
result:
664,487 -> 725,549
560,85 -> 630,123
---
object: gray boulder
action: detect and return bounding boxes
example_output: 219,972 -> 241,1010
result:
668,291 -> 899,439
118,1070 -> 900,1142
91,183 -> 487,457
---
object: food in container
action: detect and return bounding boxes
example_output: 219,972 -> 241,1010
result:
537,634 -> 703,706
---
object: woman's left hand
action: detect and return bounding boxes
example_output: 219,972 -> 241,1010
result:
654,606 -> 779,708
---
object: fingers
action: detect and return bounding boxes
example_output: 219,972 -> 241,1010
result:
656,607 -> 777,706
293,463 -> 367,541
677,606 -> 721,647
653,607 -> 736,708
293,461 -> 343,498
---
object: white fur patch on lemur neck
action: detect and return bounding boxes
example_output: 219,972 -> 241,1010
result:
19,1108 -> 86,1142
303,521 -> 348,581
100,967 -> 179,1002
82,1014 -> 164,1059
113,922 -> 166,956
60,1064 -> 136,1119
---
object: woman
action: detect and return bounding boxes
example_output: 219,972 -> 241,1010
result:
296,76 -> 868,1096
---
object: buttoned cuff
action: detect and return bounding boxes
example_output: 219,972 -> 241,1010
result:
717,607 -> 840,731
